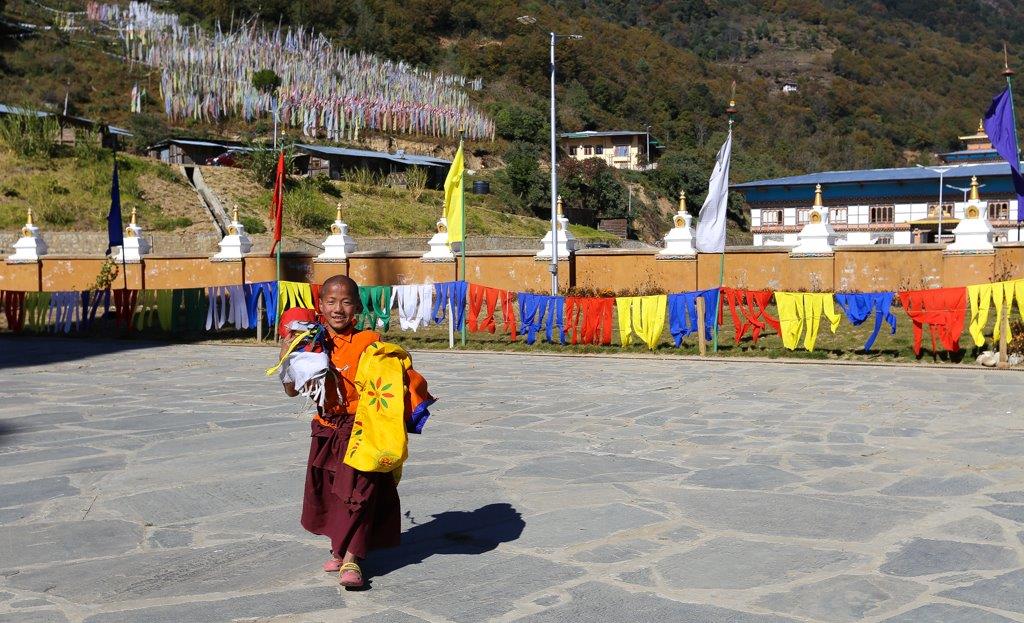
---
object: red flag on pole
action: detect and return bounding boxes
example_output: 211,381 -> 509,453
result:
269,150 -> 285,256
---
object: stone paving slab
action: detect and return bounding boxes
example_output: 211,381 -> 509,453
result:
1,338 -> 1024,622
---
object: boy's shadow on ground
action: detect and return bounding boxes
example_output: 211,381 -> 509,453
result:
365,503 -> 524,582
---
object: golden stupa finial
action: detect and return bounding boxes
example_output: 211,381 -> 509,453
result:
124,206 -> 138,237
232,205 -> 239,223
1004,42 -> 1016,77
557,195 -> 563,216
969,176 -> 981,201
813,183 -> 824,207
336,202 -> 343,222
977,118 -> 986,134
726,80 -> 737,115
678,189 -> 686,211
26,208 -> 33,227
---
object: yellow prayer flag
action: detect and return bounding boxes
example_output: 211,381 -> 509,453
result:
443,142 -> 464,245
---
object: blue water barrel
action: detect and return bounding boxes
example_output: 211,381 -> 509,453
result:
472,180 -> 490,194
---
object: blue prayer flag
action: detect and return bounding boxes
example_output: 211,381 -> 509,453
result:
106,159 -> 124,255
983,87 -> 1024,222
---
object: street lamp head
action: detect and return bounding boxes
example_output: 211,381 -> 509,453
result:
517,15 -> 537,25
566,34 -> 583,40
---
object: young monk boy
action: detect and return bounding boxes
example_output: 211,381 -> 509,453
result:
279,275 -> 402,588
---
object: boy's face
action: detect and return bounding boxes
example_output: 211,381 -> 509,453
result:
319,283 -> 359,332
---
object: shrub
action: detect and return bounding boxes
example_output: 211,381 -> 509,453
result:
127,113 -> 171,152
344,167 -> 380,188
0,113 -> 59,160
299,210 -> 333,230
151,215 -> 193,231
240,215 -> 266,234
405,166 -> 428,200
40,203 -> 75,226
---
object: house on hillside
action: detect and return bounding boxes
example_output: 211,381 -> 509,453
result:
0,103 -> 131,149
560,130 -> 664,171
295,144 -> 452,189
733,122 -> 1021,246
147,138 -> 251,165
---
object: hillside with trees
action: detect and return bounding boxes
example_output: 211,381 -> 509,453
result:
2,0 -> 1023,242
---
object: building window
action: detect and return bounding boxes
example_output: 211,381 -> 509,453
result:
993,232 -> 1009,243
927,203 -> 954,218
762,234 -> 784,243
583,145 -> 593,156
569,146 -> 579,156
614,145 -> 630,158
594,145 -> 604,155
873,234 -> 893,245
797,208 -> 811,224
761,209 -> 783,225
830,207 -> 848,223
989,201 -> 1009,220
869,205 -> 894,224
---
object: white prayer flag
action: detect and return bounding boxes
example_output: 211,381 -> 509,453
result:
696,130 -> 733,253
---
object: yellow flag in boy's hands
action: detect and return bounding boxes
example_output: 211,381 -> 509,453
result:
443,142 -> 464,245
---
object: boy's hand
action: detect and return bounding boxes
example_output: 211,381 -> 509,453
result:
279,331 -> 295,360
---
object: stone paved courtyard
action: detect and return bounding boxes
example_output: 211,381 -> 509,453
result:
1,338 -> 1024,622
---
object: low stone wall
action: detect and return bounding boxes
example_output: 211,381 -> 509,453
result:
0,233 -> 650,257
3,244 -> 1022,293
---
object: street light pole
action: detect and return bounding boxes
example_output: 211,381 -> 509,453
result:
517,16 -> 580,294
917,164 -> 952,242
947,183 -> 986,203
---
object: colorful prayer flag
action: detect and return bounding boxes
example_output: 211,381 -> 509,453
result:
983,87 -> 1024,222
443,142 -> 464,245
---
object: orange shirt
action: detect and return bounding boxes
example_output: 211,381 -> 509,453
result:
323,328 -> 380,416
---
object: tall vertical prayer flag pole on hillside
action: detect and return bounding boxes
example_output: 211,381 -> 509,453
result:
443,133 -> 466,345
696,82 -> 736,352
983,44 -> 1024,239
269,150 -> 286,283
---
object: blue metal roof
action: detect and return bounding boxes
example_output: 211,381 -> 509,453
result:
733,162 -> 1018,204
0,103 -> 48,117
296,143 -> 450,167
0,103 -> 134,136
733,162 -> 1011,189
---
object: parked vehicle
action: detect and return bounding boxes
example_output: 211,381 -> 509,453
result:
205,150 -> 241,167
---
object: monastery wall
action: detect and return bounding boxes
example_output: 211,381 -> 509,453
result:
3,245 -> 1023,293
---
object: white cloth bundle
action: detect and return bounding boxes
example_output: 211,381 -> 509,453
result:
279,350 -> 331,406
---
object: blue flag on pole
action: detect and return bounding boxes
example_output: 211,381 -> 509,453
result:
983,87 -> 1024,222
106,159 -> 124,255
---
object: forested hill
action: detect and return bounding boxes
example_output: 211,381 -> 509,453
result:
2,0 -> 1024,209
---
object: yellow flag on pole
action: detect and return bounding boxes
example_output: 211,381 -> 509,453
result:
443,142 -> 464,245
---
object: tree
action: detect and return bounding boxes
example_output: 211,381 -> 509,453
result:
558,158 -> 627,220
493,104 -> 545,143
501,142 -> 548,214
251,69 -> 282,94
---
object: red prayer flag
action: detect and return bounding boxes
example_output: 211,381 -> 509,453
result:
269,150 -> 285,256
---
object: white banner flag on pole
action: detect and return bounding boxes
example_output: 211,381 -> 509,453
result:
696,130 -> 733,253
